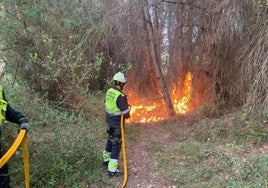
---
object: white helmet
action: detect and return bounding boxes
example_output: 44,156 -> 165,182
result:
113,72 -> 127,83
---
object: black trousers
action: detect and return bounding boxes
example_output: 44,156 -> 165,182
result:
105,127 -> 121,160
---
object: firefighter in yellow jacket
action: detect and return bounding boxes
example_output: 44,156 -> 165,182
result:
103,72 -> 130,177
0,85 -> 30,187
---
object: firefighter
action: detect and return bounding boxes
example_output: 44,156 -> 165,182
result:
103,72 -> 130,177
0,85 -> 30,187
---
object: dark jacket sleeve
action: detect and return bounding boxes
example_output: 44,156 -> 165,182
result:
3,91 -> 28,125
117,95 -> 130,119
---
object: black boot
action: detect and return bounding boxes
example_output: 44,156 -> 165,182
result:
107,170 -> 123,177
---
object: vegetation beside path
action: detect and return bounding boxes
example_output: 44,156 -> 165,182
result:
2,78 -> 267,187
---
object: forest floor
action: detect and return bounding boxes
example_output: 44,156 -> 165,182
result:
93,111 -> 268,188
99,120 -> 192,188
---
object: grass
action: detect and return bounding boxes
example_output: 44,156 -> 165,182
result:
146,110 -> 268,188
1,75 -> 111,187
1,75 -> 267,187
3,106 -> 108,187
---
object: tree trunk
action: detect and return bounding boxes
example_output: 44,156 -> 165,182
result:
142,1 -> 175,116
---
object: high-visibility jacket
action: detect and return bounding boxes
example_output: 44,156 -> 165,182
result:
105,87 -> 130,127
0,86 -> 28,126
105,88 -> 122,116
0,86 -> 7,125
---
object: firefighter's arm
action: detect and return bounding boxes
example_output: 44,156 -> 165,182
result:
117,95 -> 130,118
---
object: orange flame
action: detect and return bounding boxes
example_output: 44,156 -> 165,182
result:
127,72 -> 193,123
173,72 -> 193,114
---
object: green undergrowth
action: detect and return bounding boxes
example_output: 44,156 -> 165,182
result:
146,110 -> 268,188
1,75 -> 267,187
1,76 -> 110,187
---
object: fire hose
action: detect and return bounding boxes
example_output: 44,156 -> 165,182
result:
0,129 -> 30,188
120,114 -> 128,188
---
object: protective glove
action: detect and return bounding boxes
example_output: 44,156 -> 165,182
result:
20,123 -> 31,132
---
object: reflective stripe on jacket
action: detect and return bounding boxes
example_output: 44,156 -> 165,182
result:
105,87 -> 130,127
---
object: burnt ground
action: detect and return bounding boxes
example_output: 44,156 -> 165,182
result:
101,121 -> 192,188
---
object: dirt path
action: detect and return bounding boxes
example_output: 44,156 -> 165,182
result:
107,124 -> 180,188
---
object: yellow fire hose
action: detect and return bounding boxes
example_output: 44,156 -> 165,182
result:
120,114 -> 128,188
0,129 -> 30,188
